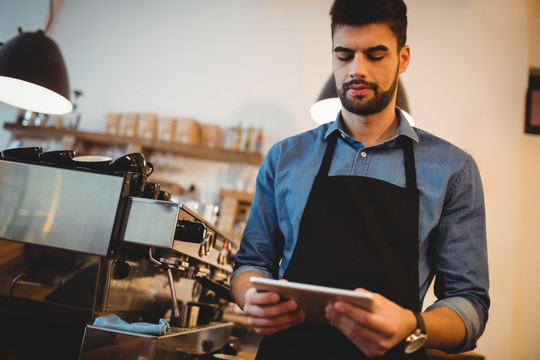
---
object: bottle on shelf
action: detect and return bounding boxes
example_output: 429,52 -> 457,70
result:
242,124 -> 254,152
254,127 -> 263,153
62,89 -> 84,129
233,123 -> 243,151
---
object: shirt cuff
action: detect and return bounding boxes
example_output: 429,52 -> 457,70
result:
425,297 -> 482,353
229,265 -> 274,302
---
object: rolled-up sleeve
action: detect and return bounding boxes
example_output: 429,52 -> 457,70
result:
427,155 -> 490,352
231,144 -> 285,286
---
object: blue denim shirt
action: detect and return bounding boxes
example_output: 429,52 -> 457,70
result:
232,109 -> 489,352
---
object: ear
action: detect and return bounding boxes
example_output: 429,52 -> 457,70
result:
398,45 -> 410,75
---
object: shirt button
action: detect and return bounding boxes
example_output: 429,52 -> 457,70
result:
360,151 -> 367,158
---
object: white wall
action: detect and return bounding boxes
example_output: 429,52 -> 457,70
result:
53,0 -> 333,147
513,1 -> 540,358
0,0 -> 537,359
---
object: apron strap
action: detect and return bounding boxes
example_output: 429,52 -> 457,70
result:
317,131 -> 338,178
400,136 -> 417,190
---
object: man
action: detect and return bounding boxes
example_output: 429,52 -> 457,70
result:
230,0 -> 489,358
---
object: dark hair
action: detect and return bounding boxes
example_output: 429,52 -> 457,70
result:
330,0 -> 408,49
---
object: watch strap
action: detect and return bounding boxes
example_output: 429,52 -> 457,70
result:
412,311 -> 426,334
401,311 -> 428,354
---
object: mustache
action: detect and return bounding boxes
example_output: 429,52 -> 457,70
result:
342,79 -> 377,91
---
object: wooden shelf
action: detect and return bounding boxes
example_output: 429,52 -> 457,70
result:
218,189 -> 254,242
219,188 -> 255,203
3,122 -> 264,166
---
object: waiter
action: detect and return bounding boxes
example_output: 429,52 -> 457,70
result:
231,0 -> 490,358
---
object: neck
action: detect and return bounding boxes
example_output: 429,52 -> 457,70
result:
341,105 -> 398,147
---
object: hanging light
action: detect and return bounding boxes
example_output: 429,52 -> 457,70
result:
309,75 -> 343,125
309,74 -> 414,126
0,0 -> 72,115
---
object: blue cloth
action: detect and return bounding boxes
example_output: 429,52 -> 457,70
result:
232,109 -> 489,353
93,314 -> 170,336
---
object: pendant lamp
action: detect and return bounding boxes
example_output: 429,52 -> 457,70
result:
309,74 -> 414,126
0,4 -> 72,116
309,75 -> 343,125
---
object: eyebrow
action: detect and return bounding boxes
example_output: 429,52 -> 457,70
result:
333,46 -> 354,53
333,45 -> 390,53
365,45 -> 389,52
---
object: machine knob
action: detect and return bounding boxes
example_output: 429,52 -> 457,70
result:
202,339 -> 215,353
222,342 -> 238,355
217,253 -> 225,265
113,259 -> 131,279
199,243 -> 208,257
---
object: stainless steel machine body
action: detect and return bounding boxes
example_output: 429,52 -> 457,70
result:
0,160 -> 125,256
0,157 -> 239,360
80,322 -> 233,360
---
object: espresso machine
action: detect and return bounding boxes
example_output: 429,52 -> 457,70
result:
0,147 -> 239,360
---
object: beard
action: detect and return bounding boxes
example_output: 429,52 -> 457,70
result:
337,66 -> 400,116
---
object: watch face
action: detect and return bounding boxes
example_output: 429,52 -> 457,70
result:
403,334 -> 427,354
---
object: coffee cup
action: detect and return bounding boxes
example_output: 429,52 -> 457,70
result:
172,304 -> 199,328
39,150 -> 76,164
72,155 -> 113,170
188,302 -> 221,324
146,161 -> 154,176
109,152 -> 153,177
1,146 -> 43,161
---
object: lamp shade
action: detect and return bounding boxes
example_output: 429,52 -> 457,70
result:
0,30 -> 72,115
309,75 -> 343,125
309,74 -> 413,125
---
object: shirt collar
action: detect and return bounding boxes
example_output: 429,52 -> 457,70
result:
324,108 -> 419,144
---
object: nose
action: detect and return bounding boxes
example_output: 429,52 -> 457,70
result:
349,55 -> 367,79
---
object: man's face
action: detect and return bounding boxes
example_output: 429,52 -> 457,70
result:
332,23 -> 410,116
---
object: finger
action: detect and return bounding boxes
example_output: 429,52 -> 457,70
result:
332,300 -> 384,332
245,288 -> 281,306
244,299 -> 299,318
326,308 -> 391,357
252,315 -> 304,336
249,308 -> 305,329
330,310 -> 379,343
354,287 -> 371,294
250,308 -> 306,336
334,295 -> 401,339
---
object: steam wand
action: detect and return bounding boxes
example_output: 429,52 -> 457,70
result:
149,247 -> 181,325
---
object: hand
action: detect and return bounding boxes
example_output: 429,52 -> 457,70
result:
325,289 -> 417,358
242,286 -> 306,335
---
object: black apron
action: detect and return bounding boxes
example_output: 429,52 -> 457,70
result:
255,132 -> 426,359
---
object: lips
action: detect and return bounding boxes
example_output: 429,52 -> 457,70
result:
344,81 -> 374,97
348,85 -> 371,96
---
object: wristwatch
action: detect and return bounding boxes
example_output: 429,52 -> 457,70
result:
402,311 -> 428,354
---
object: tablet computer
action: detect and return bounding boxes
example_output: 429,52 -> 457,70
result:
250,277 -> 374,324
